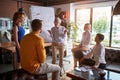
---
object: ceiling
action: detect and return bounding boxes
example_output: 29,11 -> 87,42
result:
26,0 -> 118,6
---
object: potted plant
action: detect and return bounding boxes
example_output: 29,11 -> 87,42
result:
67,22 -> 78,41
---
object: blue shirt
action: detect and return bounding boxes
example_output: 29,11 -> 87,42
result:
18,26 -> 25,43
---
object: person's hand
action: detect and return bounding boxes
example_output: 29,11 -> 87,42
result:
78,43 -> 82,48
92,65 -> 97,70
64,29 -> 67,34
47,30 -> 51,34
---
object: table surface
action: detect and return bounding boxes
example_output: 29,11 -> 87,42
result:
0,42 -> 52,51
0,41 -> 16,53
67,68 -> 94,80
67,68 -> 120,80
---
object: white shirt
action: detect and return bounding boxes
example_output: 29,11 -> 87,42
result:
80,31 -> 91,49
85,43 -> 106,68
50,26 -> 67,44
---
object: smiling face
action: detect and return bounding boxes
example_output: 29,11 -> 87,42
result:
54,17 -> 61,27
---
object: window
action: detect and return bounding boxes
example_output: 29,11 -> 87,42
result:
75,6 -> 120,48
75,9 -> 90,42
112,15 -> 120,47
92,6 -> 112,46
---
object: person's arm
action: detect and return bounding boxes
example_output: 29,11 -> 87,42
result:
78,32 -> 84,47
84,50 -> 93,58
49,28 -> 54,38
80,50 -> 93,65
59,27 -> 67,38
13,26 -> 20,50
36,38 -> 46,63
85,31 -> 91,45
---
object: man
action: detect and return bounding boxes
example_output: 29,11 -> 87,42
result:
20,19 -> 60,80
82,33 -> 106,79
83,33 -> 106,69
48,17 -> 67,75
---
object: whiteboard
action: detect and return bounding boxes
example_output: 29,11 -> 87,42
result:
30,6 -> 55,42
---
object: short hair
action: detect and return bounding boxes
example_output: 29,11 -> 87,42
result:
31,19 -> 42,31
96,33 -> 104,41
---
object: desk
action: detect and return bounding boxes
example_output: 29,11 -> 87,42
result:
0,42 -> 52,52
0,42 -> 16,52
0,42 -> 16,69
0,42 -> 52,69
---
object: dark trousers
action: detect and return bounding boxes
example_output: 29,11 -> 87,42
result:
98,63 -> 106,69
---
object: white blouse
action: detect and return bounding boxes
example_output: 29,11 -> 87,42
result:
85,43 -> 106,68
80,31 -> 91,49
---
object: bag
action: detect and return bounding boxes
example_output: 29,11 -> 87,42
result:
81,58 -> 96,66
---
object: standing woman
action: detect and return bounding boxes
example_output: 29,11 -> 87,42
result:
12,12 -> 26,69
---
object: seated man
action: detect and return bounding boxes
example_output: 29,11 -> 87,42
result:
81,33 -> 106,69
20,19 -> 60,80
81,33 -> 106,79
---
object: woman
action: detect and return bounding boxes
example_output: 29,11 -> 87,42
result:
12,12 -> 26,69
72,23 -> 92,68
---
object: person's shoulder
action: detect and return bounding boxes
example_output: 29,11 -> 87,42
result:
99,43 -> 105,48
22,33 -> 30,38
37,36 -> 44,43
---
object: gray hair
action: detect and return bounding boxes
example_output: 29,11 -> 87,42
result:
54,17 -> 61,23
